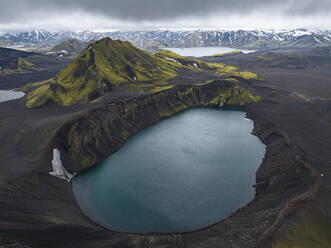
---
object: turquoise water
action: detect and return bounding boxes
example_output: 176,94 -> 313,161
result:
0,90 -> 25,103
73,108 -> 265,233
166,47 -> 256,57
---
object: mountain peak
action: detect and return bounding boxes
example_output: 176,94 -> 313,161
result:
26,39 -> 180,108
96,37 -> 113,42
1,29 -> 331,49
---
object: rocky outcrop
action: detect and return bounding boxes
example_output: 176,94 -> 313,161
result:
53,80 -> 261,173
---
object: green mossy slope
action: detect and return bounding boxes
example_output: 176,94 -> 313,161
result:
156,49 -> 263,80
155,49 -> 208,69
26,38 -> 181,108
272,207 -> 331,248
17,57 -> 34,71
26,42 -> 263,109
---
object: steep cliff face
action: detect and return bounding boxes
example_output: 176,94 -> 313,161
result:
53,80 -> 261,173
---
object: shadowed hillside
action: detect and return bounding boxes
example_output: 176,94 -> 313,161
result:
50,39 -> 88,56
0,47 -> 36,71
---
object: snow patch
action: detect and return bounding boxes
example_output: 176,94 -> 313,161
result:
165,57 -> 181,64
49,148 -> 76,182
165,57 -> 177,62
292,29 -> 312,37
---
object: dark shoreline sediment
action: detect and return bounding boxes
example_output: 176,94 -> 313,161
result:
1,48 -> 330,247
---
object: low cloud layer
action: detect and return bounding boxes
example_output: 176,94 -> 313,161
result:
0,0 -> 330,31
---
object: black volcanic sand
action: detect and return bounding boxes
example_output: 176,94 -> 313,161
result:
0,52 -> 73,90
1,47 -> 331,247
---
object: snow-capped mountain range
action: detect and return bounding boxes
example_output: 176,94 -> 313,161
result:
1,29 -> 331,50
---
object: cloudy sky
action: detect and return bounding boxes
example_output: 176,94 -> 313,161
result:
0,0 -> 331,32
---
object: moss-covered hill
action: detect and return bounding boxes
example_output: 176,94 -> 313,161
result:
50,39 -> 88,56
26,39 -> 263,109
0,47 -> 36,72
155,49 -> 264,80
26,38 -> 184,108
17,57 -> 35,71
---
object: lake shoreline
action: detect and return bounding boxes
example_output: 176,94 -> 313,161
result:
72,108 -> 265,234
166,47 -> 256,57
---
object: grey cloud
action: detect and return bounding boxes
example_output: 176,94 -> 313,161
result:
0,0 -> 330,23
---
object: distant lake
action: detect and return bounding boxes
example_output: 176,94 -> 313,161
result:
73,108 -> 265,233
166,47 -> 256,57
0,90 -> 25,103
